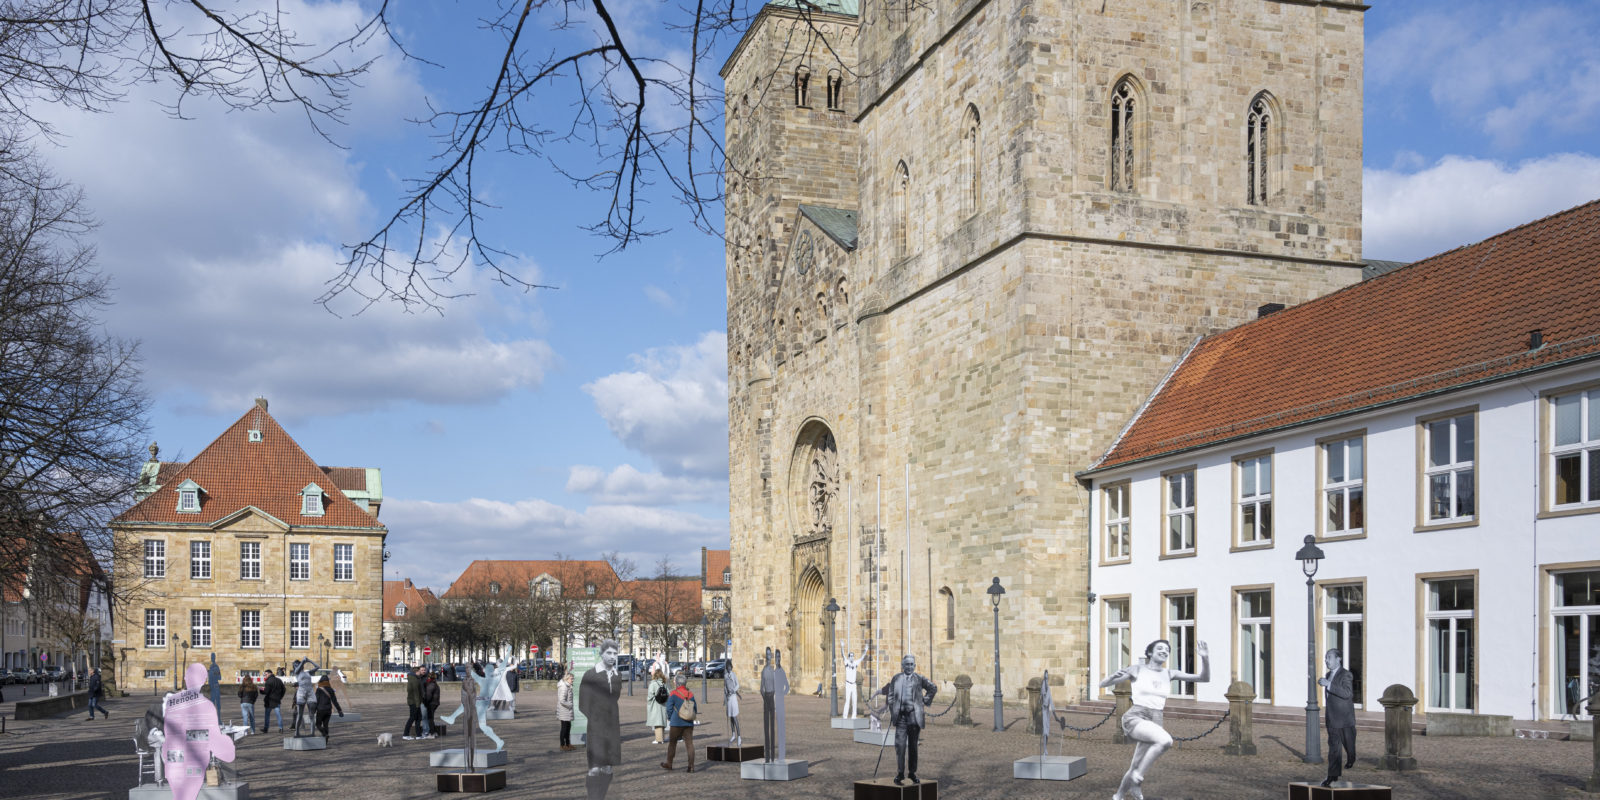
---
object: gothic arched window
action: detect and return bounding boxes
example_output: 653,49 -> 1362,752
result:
961,105 -> 981,218
892,161 -> 910,260
1246,93 -> 1273,205
826,70 -> 844,111
1110,78 -> 1138,192
939,586 -> 955,640
795,66 -> 811,108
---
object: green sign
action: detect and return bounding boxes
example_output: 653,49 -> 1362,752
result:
570,647 -> 599,739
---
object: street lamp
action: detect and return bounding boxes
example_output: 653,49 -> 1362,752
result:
987,577 -> 1006,732
1295,534 -> 1326,765
824,598 -> 841,717
170,634 -> 180,690
180,638 -> 190,690
700,614 -> 710,700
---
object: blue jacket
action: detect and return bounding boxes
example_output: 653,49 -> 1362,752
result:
664,688 -> 697,727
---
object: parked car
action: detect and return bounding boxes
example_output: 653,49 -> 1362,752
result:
667,661 -> 686,677
702,659 -> 728,678
0,670 -> 18,685
687,661 -> 706,677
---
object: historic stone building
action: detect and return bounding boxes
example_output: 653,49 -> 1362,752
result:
724,0 -> 1368,700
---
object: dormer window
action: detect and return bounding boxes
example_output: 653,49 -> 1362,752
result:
535,578 -> 556,598
300,484 -> 326,516
175,479 -> 204,513
247,429 -> 262,442
395,602 -> 407,617
585,582 -> 597,597
489,582 -> 501,595
723,568 -> 731,585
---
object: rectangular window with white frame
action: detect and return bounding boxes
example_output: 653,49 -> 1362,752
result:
144,540 -> 166,579
1237,588 -> 1273,701
191,609 -> 212,648
1323,583 -> 1365,708
1165,592 -> 1197,698
1322,435 -> 1365,537
240,541 -> 261,580
1552,569 -> 1600,719
334,544 -> 354,581
1550,388 -> 1600,509
289,542 -> 310,581
144,608 -> 166,648
290,610 -> 309,649
1425,576 -> 1475,711
1103,597 -> 1131,695
144,669 -> 166,680
190,540 -> 211,580
1236,454 -> 1273,546
1164,469 -> 1196,556
1424,413 -> 1476,523
240,610 -> 260,649
1104,482 -> 1131,562
334,611 -> 353,648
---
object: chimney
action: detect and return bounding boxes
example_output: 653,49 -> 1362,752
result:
254,397 -> 268,410
1257,303 -> 1286,318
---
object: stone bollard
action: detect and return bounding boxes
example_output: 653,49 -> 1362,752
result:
1026,677 -> 1043,734
953,675 -> 973,726
1377,684 -> 1419,771
1223,680 -> 1257,755
1111,683 -> 1133,744
1588,696 -> 1600,792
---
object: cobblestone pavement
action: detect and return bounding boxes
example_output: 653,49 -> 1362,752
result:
1,685 -> 1593,799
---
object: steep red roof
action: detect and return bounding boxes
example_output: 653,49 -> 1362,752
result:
441,560 -> 622,599
384,578 -> 440,622
624,578 -> 703,625
113,403 -> 384,529
1091,199 -> 1600,471
702,548 -> 731,589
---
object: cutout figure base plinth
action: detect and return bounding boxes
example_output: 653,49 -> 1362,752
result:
1013,755 -> 1086,781
854,728 -> 894,745
853,777 -> 938,799
740,759 -> 810,780
1287,781 -> 1392,800
282,736 -> 326,750
707,744 -> 764,762
832,717 -> 870,729
437,770 -> 506,793
430,749 -> 508,768
486,709 -> 514,720
330,713 -> 362,722
130,783 -> 250,800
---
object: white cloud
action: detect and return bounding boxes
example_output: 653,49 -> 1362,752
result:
643,284 -> 680,311
1364,153 -> 1600,262
566,463 -> 725,505
383,496 -> 727,590
583,332 -> 728,478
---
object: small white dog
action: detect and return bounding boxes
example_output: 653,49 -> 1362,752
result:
376,732 -> 394,747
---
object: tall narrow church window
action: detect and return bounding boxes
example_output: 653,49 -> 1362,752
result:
1246,95 -> 1272,205
940,586 -> 955,640
961,105 -> 981,218
892,161 -> 910,260
1110,79 -> 1137,192
795,67 -> 811,108
826,71 -> 844,111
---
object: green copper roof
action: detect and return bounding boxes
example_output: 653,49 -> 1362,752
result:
798,204 -> 858,251
768,0 -> 859,17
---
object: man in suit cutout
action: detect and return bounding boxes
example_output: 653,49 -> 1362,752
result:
1319,648 -> 1356,787
881,654 -> 937,785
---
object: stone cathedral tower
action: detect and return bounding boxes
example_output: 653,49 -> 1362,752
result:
725,0 -> 1366,701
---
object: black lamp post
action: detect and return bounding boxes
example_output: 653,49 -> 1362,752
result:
987,577 -> 1006,732
824,598 -> 841,717
699,615 -> 710,700
170,634 -> 180,690
1295,534 -> 1326,765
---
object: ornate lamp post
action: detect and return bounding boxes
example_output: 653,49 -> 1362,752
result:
987,577 -> 1006,732
179,638 -> 190,690
1295,534 -> 1326,765
823,598 -> 841,717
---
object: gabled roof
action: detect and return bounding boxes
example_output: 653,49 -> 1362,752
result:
441,560 -> 622,599
798,204 -> 859,251
623,578 -> 703,625
1087,199 -> 1600,473
702,548 -> 731,590
384,579 -> 440,622
113,403 -> 384,530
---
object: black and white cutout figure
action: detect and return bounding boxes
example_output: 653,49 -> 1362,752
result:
880,654 -> 937,785
1100,639 -> 1210,800
760,647 -> 777,761
772,650 -> 789,759
579,640 -> 623,800
1319,648 -> 1356,787
288,658 -> 318,737
840,644 -> 868,719
723,657 -> 742,745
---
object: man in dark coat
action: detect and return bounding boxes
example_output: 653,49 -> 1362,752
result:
881,654 -> 938,785
1319,648 -> 1357,787
261,667 -> 286,733
579,640 -> 623,800
506,665 -> 520,694
421,671 -> 441,737
404,666 -> 426,739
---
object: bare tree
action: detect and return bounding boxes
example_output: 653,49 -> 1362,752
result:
632,556 -> 701,662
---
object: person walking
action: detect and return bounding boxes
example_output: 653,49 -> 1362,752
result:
421,671 -> 441,739
660,673 -> 699,773
85,669 -> 108,720
260,667 -> 285,733
556,669 -> 575,751
646,667 -> 668,744
237,675 -> 258,733
404,665 -> 426,740
313,675 -> 344,740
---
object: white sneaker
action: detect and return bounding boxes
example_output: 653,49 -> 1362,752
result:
403,735 -> 415,740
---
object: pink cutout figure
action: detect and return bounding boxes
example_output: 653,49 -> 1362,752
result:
162,663 -> 236,800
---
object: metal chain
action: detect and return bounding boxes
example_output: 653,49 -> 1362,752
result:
1170,707 -> 1230,746
924,694 -> 960,719
1052,704 -> 1117,734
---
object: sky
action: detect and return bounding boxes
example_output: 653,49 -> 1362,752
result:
40,0 -> 1600,593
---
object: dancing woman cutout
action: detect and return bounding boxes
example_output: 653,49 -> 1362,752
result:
1099,639 -> 1210,800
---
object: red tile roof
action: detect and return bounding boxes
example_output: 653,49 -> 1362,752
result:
1089,199 -> 1600,472
623,578 -> 703,625
113,404 -> 384,530
441,560 -> 622,599
702,548 -> 730,589
384,579 -> 440,622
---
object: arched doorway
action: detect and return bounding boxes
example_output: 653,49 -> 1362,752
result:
794,566 -> 827,690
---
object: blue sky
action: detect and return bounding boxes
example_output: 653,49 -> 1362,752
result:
42,0 -> 1600,592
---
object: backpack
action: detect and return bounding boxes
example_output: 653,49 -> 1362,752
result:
677,698 -> 696,722
654,685 -> 669,704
